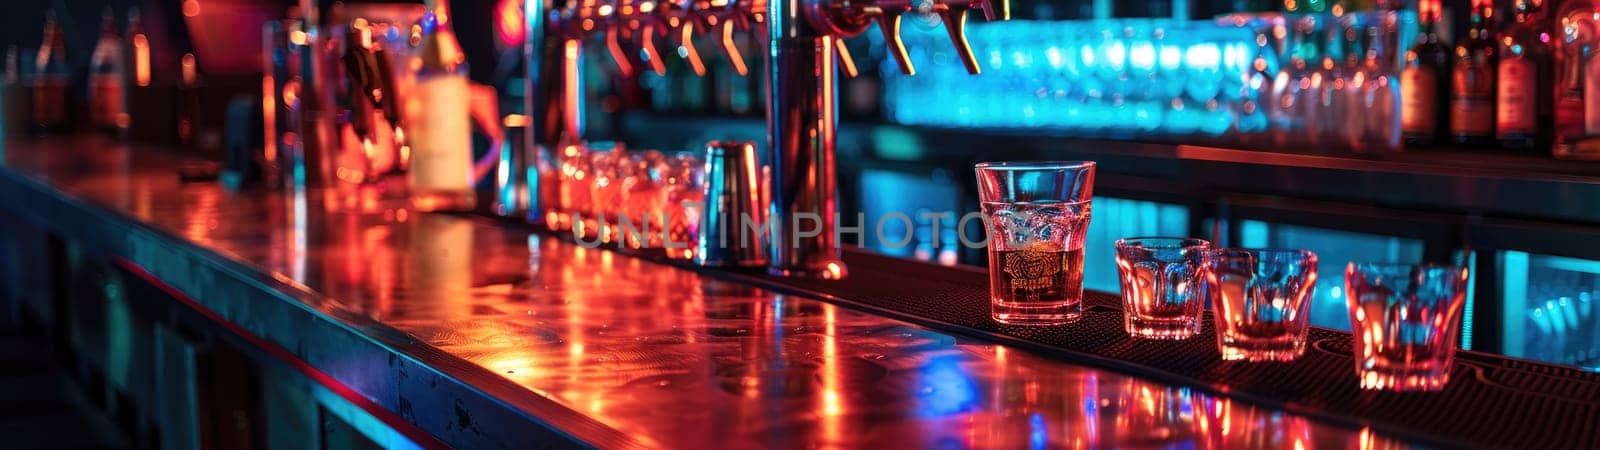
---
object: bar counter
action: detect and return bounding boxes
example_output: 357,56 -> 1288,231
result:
0,136 -> 1588,449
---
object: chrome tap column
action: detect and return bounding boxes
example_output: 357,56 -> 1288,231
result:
764,0 -> 1007,279
765,5 -> 846,278
519,0 -> 553,221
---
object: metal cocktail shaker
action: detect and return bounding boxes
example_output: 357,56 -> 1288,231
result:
697,141 -> 767,268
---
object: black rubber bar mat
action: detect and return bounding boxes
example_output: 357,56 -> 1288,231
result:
736,249 -> 1600,450
497,217 -> 1599,449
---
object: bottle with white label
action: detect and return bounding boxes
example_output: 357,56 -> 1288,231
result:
1498,0 -> 1555,151
1555,0 -> 1600,158
1402,0 -> 1451,146
408,0 -> 475,211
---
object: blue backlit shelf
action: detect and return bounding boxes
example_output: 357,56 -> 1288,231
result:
882,13 -> 1418,152
618,113 -> 1600,227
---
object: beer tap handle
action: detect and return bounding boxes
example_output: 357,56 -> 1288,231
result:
641,21 -> 669,75
835,39 -> 858,78
716,19 -> 749,76
605,25 -> 637,76
978,0 -> 1008,21
676,19 -> 708,76
936,3 -> 980,74
875,9 -> 914,76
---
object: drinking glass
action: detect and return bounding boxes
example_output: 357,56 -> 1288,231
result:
1210,249 -> 1318,361
1115,237 -> 1212,339
976,161 -> 1096,325
1345,262 -> 1471,391
663,152 -> 705,260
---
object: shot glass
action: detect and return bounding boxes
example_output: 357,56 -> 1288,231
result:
1210,249 -> 1318,361
1115,237 -> 1212,339
976,161 -> 1096,325
1345,263 -> 1471,391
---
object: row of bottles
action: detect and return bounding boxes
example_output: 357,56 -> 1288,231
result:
6,8 -> 148,137
1402,0 -> 1600,158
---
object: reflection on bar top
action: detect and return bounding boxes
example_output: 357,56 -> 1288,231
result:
0,137 -> 1412,449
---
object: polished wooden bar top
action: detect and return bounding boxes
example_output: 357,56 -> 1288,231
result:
0,137 -> 1410,448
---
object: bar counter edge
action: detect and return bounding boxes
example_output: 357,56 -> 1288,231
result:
0,151 -> 642,449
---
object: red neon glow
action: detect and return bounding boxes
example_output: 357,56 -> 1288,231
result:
496,0 -> 525,48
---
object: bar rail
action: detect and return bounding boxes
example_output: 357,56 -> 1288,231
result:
0,141 -> 637,448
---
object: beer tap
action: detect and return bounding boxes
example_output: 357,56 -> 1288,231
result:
612,0 -> 705,77
603,0 -> 768,80
764,0 -> 1008,279
808,0 -> 1006,76
658,0 -> 710,76
690,0 -> 766,77
542,0 -> 610,146
532,0 -> 714,149
605,2 -> 639,77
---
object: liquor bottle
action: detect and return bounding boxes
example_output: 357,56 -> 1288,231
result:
1497,0 -> 1555,150
409,0 -> 476,211
30,10 -> 71,134
1402,0 -> 1451,146
90,7 -> 129,137
1452,0 -> 1498,146
1554,0 -> 1600,158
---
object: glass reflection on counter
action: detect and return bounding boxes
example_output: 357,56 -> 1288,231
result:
956,343 -> 1402,450
400,213 -> 475,320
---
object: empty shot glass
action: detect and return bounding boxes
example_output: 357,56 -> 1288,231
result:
1210,249 -> 1319,361
977,161 -> 1096,325
1345,263 -> 1471,391
1115,237 -> 1213,339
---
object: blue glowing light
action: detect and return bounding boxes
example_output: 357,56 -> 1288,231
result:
1105,41 -> 1128,69
420,12 -> 438,34
915,356 -> 978,417
1130,42 -> 1156,71
1029,412 -> 1048,450
883,19 -> 1269,135
882,13 -> 1414,146
1045,47 -> 1066,69
1159,45 -> 1182,71
1184,43 -> 1220,70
